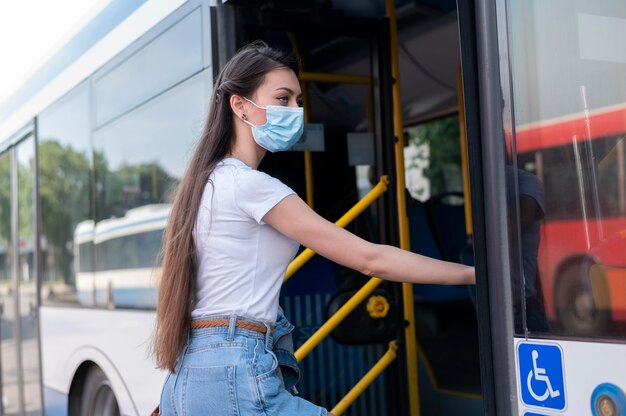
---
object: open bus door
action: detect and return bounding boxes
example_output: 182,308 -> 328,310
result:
212,2 -> 483,415
211,4 -> 408,415
461,0 -> 626,414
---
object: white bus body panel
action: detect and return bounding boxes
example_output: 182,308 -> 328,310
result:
514,337 -> 626,415
41,306 -> 167,415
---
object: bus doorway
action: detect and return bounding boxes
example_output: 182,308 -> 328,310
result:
215,2 -> 481,415
0,127 -> 43,415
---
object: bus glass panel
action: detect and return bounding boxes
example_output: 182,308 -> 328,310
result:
508,0 -> 626,339
92,69 -> 208,309
16,136 -> 42,413
95,8 -> 203,127
38,81 -> 92,307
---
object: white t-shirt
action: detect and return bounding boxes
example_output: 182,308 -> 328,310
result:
191,157 -> 299,322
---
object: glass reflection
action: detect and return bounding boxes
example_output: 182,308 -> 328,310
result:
95,8 -> 203,127
38,82 -> 91,307
509,0 -> 626,338
92,71 -> 207,309
17,136 -> 42,414
0,150 -> 19,415
512,167 -> 551,333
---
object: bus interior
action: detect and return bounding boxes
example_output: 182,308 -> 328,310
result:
215,1 -> 481,414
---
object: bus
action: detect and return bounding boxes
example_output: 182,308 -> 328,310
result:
517,107 -> 626,336
74,204 -> 169,309
503,3 -> 626,340
0,0 -> 624,415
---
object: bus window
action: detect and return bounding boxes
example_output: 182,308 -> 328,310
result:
91,209 -> 168,309
38,81 -> 91,307
92,69 -> 209,309
17,135 -> 43,413
93,70 -> 207,221
0,150 -> 19,415
405,115 -> 463,202
509,0 -> 626,339
403,113 -> 480,399
0,153 -> 10,284
94,7 -> 203,128
77,240 -> 94,273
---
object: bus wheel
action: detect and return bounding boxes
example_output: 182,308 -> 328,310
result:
555,262 -> 610,335
80,366 -> 121,416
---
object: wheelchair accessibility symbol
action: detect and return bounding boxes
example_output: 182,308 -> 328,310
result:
527,350 -> 560,401
518,343 -> 566,411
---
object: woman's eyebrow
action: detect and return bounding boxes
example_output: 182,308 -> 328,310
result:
275,87 -> 302,97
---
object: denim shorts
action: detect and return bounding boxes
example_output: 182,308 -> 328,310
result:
159,315 -> 328,416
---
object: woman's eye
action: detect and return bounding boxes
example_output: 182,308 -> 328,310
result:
277,96 -> 289,103
297,100 -> 303,107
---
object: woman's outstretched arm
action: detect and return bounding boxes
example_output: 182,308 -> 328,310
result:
263,194 -> 475,285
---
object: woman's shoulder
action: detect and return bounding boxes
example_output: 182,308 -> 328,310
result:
211,158 -> 253,181
218,158 -> 276,183
207,159 -> 284,199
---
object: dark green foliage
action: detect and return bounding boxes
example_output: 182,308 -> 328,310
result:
406,115 -> 462,196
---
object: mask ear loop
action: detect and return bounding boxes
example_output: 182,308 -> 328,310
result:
241,113 -> 256,128
241,97 -> 265,128
244,96 -> 267,110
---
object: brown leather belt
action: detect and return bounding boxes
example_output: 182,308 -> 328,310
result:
191,318 -> 274,334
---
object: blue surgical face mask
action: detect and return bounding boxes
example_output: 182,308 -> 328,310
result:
242,97 -> 304,152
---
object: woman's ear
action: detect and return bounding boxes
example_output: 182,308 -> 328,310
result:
230,94 -> 246,120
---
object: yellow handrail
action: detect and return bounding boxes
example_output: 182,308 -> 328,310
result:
385,0 -> 420,414
294,277 -> 383,362
284,176 -> 389,282
299,72 -> 370,84
330,341 -> 398,415
286,34 -> 397,416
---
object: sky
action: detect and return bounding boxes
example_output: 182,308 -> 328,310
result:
0,0 -> 109,106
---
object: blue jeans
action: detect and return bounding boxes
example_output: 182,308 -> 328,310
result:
159,314 -> 328,415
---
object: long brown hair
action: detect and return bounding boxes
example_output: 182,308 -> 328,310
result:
153,41 -> 299,372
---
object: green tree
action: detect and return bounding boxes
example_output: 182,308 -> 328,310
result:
17,148 -> 35,244
406,115 -> 462,196
95,160 -> 177,221
39,140 -> 91,283
0,153 -> 11,281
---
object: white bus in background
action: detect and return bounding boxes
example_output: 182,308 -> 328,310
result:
74,220 -> 95,307
75,204 -> 169,310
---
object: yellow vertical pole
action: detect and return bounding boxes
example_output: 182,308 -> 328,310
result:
457,64 -> 473,236
288,32 -> 315,208
385,1 -> 420,415
303,86 -> 314,208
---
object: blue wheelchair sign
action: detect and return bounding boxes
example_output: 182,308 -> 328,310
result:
518,342 -> 566,411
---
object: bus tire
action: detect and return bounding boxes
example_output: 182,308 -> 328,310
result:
78,366 -> 121,416
554,261 -> 610,335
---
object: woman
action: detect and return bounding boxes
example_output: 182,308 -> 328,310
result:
153,41 -> 474,416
